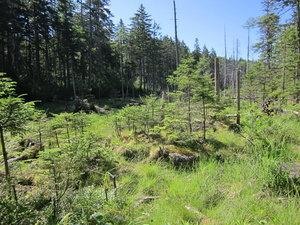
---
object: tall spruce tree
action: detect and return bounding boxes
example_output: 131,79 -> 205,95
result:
253,2 -> 280,100
168,56 -> 197,133
129,4 -> 153,91
114,19 -> 130,98
192,38 -> 201,62
271,0 -> 300,100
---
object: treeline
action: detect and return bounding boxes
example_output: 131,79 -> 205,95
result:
242,0 -> 300,102
2,0 -> 300,102
2,0 -> 247,101
0,0 -> 213,100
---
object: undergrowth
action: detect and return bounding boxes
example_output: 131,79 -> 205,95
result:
1,99 -> 300,224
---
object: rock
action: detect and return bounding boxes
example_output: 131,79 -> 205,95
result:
281,163 -> 300,179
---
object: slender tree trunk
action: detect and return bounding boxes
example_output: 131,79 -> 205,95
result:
45,36 -> 51,85
214,57 -> 220,101
223,27 -> 228,91
143,58 -> 146,91
232,40 -> 236,92
88,2 -> 92,91
66,51 -> 71,89
296,0 -> 300,100
282,35 -> 287,100
34,15 -> 40,82
247,28 -> 250,73
71,60 -> 76,99
0,126 -> 12,198
0,30 -> 4,72
236,70 -> 241,125
173,0 -> 180,68
120,44 -> 124,99
28,36 -> 33,81
202,99 -> 206,140
188,88 -> 192,133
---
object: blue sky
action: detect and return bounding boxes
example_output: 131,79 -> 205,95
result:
109,0 -> 267,60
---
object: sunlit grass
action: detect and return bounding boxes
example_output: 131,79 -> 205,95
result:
1,100 -> 300,224
115,156 -> 300,224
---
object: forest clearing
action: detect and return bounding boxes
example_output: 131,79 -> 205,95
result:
1,0 -> 300,224
1,74 -> 300,224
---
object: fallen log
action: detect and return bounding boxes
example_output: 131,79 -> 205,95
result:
7,156 -> 24,163
226,114 -> 238,117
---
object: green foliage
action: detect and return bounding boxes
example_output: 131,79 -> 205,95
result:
0,73 -> 35,200
0,197 -> 37,225
0,74 -> 35,131
242,111 -> 297,160
1,100 -> 300,224
167,55 -> 215,139
4,0 -> 300,223
168,56 -> 197,90
266,161 -> 300,197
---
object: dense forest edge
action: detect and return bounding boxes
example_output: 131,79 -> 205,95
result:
1,0 -> 300,224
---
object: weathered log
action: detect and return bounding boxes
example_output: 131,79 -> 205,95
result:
226,114 -> 238,117
7,156 -> 26,163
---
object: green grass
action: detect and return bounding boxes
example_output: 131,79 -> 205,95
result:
114,159 -> 300,224
1,100 -> 300,224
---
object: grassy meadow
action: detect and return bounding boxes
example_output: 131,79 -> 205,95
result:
1,97 -> 300,224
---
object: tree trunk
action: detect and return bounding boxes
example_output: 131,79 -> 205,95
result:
247,28 -> 250,72
0,126 -> 12,198
120,51 -> 124,100
236,70 -> 241,125
88,2 -> 92,91
202,99 -> 206,140
188,88 -> 192,133
282,34 -> 287,99
296,0 -> 300,100
71,60 -> 76,99
173,0 -> 180,68
214,57 -> 220,101
223,27 -> 228,91
34,16 -> 40,82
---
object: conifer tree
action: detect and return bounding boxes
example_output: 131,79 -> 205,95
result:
274,24 -> 300,100
192,38 -> 201,62
129,4 -> 153,91
114,19 -> 130,99
253,4 -> 280,100
0,74 -> 35,200
168,56 -> 197,133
